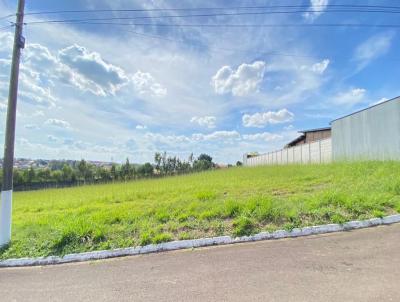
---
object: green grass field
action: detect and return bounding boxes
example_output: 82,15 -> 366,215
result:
1,161 -> 400,260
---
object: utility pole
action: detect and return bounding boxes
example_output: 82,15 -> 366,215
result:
0,0 -> 25,246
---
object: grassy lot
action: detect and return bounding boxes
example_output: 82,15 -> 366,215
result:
1,161 -> 400,259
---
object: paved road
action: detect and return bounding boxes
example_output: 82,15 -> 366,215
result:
1,224 -> 399,302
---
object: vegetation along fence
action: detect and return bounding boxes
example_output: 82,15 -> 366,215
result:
244,138 -> 332,166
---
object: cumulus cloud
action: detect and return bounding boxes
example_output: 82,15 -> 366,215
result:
19,72 -> 57,106
242,109 -> 294,128
44,118 -> 71,129
332,88 -> 366,106
190,116 -> 216,128
192,130 -> 240,141
58,44 -> 130,96
144,132 -> 191,145
132,71 -> 167,97
354,32 -> 395,69
13,41 -> 166,99
242,132 -> 283,142
144,130 -> 283,146
304,0 -> 329,21
211,61 -> 266,96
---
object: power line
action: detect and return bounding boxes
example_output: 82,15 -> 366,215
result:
0,25 -> 13,32
123,29 -> 323,59
23,8 -> 400,25
0,14 -> 14,21
21,4 -> 400,16
25,21 -> 400,29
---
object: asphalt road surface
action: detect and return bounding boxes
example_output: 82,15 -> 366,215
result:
1,224 -> 399,302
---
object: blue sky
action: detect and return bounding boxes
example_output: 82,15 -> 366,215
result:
0,0 -> 399,164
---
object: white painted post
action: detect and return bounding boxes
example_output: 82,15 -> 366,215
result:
319,140 -> 322,163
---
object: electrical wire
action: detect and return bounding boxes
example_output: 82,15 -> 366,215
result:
22,4 -> 400,16
123,29 -> 323,59
0,25 -> 13,32
23,8 -> 400,25
25,21 -> 400,29
0,14 -> 14,21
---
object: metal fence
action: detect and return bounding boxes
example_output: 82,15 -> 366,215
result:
244,138 -> 332,166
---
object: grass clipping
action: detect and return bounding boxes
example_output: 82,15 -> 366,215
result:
1,161 -> 400,259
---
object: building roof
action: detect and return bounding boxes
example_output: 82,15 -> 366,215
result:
285,134 -> 306,147
298,127 -> 331,134
330,96 -> 400,124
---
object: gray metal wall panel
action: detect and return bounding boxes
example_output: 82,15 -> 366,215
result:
332,98 -> 400,160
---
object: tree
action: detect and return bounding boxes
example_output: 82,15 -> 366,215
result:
193,154 -> 214,171
236,161 -> 243,166
154,152 -> 162,172
110,164 -> 117,181
27,165 -> 35,184
61,164 -> 73,182
122,158 -> 131,180
198,154 -> 213,163
77,159 -> 87,181
137,162 -> 154,177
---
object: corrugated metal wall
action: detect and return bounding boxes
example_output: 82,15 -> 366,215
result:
244,138 -> 332,166
331,97 -> 400,161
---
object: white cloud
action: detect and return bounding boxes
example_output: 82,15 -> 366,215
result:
332,88 -> 366,106
354,32 -> 395,69
304,0 -> 329,21
300,59 -> 330,75
144,132 -> 191,145
18,42 -> 166,100
242,109 -> 294,128
310,59 -> 330,74
242,132 -> 283,142
144,129 -> 286,145
44,118 -> 71,129
58,44 -> 130,96
19,72 -> 57,106
132,71 -> 167,98
192,130 -> 240,141
211,61 -> 266,96
190,116 -> 216,128
136,124 -> 147,130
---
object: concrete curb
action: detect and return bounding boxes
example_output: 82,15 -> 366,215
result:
1,214 -> 399,267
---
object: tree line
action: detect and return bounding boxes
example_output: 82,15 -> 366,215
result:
0,153 -> 217,191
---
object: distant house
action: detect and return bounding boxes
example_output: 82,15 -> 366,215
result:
285,127 -> 331,148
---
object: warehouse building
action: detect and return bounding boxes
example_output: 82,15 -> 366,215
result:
285,127 -> 331,148
331,96 -> 400,161
244,96 -> 400,166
